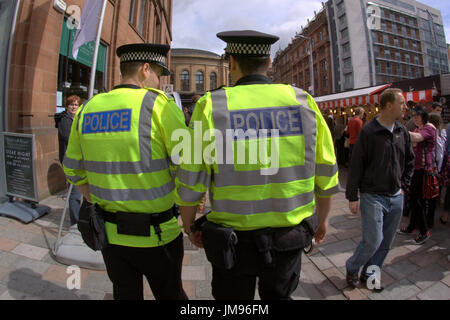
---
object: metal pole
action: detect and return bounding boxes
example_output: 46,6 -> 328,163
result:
309,39 -> 314,96
54,183 -> 73,254
3,0 -> 21,132
88,0 -> 107,99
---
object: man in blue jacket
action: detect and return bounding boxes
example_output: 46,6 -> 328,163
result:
345,88 -> 415,292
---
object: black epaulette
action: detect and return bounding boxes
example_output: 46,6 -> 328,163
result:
208,85 -> 225,92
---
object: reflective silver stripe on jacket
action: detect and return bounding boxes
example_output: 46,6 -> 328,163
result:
90,180 -> 175,202
177,185 -> 205,202
66,174 -> 85,184
211,191 -> 315,215
177,168 -> 211,188
316,163 -> 338,177
210,87 -> 317,187
67,91 -> 169,175
63,156 -> 84,171
315,184 -> 342,197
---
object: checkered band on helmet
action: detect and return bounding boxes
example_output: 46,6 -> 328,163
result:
120,51 -> 166,64
226,43 -> 271,55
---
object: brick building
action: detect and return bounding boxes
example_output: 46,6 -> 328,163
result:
170,48 -> 229,108
272,7 -> 333,97
3,0 -> 172,200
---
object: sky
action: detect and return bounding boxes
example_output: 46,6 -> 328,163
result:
171,0 -> 450,58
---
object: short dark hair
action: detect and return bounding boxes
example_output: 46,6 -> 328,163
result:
428,112 -> 443,131
380,88 -> 403,109
407,100 -> 417,108
412,105 -> 428,124
232,55 -> 270,75
120,61 -> 145,78
432,102 -> 442,110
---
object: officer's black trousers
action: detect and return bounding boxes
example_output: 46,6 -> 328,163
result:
101,233 -> 187,300
211,239 -> 303,300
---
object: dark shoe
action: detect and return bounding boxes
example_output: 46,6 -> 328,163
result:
360,274 -> 384,293
440,217 -> 448,225
346,270 -> 359,288
412,232 -> 431,245
397,226 -> 415,235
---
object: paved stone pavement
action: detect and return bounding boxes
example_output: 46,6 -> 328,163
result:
0,172 -> 449,300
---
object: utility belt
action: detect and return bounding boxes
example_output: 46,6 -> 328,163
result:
78,201 -> 178,251
193,214 -> 318,270
102,206 -> 177,241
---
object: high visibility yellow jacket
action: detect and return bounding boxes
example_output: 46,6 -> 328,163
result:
175,78 -> 339,231
63,85 -> 186,247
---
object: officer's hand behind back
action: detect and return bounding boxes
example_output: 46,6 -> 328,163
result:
189,231 -> 203,248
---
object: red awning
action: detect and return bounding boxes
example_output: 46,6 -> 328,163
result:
315,85 -> 439,110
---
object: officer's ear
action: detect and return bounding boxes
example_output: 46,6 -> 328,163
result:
141,62 -> 152,77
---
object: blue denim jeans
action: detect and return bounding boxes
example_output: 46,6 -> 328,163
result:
346,192 -> 403,277
68,185 -> 81,226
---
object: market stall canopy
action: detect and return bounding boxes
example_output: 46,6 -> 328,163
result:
315,83 -> 439,110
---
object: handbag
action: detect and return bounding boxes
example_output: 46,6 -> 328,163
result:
422,133 -> 440,199
423,168 -> 440,199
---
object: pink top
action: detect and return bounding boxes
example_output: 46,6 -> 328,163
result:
413,124 -> 436,170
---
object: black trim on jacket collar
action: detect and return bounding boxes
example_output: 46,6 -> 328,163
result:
234,74 -> 272,86
113,84 -> 141,90
372,116 -> 402,133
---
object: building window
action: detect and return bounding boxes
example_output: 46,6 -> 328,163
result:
341,28 -> 348,40
228,74 -> 233,86
138,0 -> 148,36
181,70 -> 190,91
374,46 -> 380,57
210,72 -> 217,90
344,73 -> 353,89
170,71 -> 174,85
392,24 -> 398,34
387,61 -> 392,74
196,71 -> 204,92
322,60 -> 327,72
385,50 -> 391,60
129,0 -> 136,24
394,38 -> 399,47
343,57 -> 352,69
342,43 -> 350,54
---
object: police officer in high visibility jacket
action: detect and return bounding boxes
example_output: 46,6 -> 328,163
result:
175,30 -> 340,300
63,43 -> 187,300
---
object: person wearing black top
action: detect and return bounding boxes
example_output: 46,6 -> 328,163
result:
345,88 -> 415,292
54,95 -> 82,225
